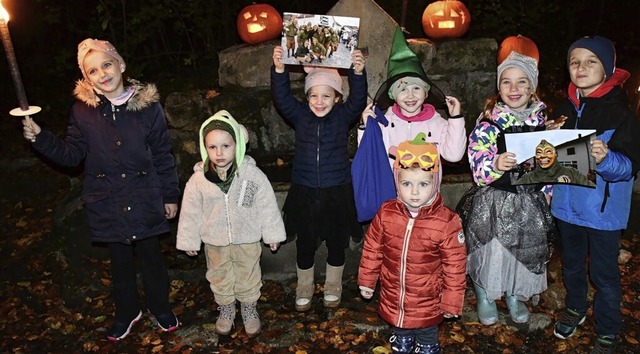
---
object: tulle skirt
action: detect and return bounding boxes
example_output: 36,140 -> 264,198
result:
465,186 -> 554,301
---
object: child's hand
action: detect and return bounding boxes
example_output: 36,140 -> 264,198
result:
269,242 -> 280,252
186,251 -> 198,257
360,289 -> 373,299
443,313 -> 459,319
273,46 -> 285,73
591,138 -> 608,164
351,49 -> 365,75
445,96 -> 461,117
495,152 -> 517,172
545,115 -> 567,130
361,102 -> 375,127
22,117 -> 41,142
164,203 -> 178,219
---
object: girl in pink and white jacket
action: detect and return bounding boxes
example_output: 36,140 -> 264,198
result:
358,27 -> 466,179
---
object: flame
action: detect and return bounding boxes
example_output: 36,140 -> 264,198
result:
0,2 -> 9,22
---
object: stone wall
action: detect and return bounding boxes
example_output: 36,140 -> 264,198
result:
165,36 -> 497,188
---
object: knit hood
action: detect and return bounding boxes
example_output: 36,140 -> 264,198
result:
73,78 -> 159,111
198,110 -> 247,172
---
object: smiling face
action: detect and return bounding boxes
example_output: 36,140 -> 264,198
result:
395,84 -> 428,117
205,129 -> 236,172
498,67 -> 532,112
307,85 -> 339,117
568,48 -> 607,97
397,167 -> 437,211
82,50 -> 125,99
535,140 -> 557,169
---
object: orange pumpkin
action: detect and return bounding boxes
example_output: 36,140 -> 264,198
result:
237,3 -> 283,45
422,0 -> 471,39
394,133 -> 440,172
497,35 -> 540,64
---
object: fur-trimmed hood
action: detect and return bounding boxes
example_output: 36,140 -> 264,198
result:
73,78 -> 159,111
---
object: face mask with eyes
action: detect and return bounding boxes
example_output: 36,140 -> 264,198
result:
392,132 -> 440,172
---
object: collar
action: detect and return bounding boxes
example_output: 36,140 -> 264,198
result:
392,103 -> 436,122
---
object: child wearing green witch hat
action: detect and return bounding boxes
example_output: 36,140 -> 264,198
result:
358,27 -> 467,176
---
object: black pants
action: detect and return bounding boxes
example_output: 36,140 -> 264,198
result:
108,236 -> 172,321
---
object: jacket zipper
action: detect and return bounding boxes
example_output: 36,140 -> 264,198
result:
316,122 -> 320,187
397,218 -> 414,327
224,193 -> 232,244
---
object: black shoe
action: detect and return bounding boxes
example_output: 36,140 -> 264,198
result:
152,311 -> 179,332
107,311 -> 142,341
553,308 -> 586,339
590,335 -> 618,354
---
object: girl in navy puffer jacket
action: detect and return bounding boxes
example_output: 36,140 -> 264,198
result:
271,45 -> 367,311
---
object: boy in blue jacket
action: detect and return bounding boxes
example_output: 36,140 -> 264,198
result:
549,36 -> 640,354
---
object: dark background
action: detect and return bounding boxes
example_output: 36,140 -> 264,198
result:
1,0 -> 639,129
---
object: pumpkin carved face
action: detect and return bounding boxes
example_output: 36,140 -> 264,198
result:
497,35 -> 540,64
422,0 -> 471,39
237,3 -> 283,45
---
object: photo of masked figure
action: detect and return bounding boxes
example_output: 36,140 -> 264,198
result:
515,139 -> 596,187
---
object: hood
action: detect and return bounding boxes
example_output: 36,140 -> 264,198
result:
568,68 -> 630,106
73,78 -> 159,111
198,110 -> 247,171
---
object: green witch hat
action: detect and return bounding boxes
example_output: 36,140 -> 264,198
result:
373,27 -> 446,111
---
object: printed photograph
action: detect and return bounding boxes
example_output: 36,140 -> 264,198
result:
505,130 -> 597,187
281,12 -> 360,69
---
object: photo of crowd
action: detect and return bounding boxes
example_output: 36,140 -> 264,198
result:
281,12 -> 360,69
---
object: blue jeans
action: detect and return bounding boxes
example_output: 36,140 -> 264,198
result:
556,219 -> 621,336
392,325 -> 438,347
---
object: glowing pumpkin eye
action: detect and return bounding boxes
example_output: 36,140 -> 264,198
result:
242,11 -> 252,20
259,12 -> 268,18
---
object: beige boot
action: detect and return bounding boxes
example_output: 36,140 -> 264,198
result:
295,265 -> 314,312
215,301 -> 236,335
240,301 -> 261,337
323,264 -> 344,308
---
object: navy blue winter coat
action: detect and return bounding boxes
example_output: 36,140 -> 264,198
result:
32,79 -> 180,243
271,66 -> 367,188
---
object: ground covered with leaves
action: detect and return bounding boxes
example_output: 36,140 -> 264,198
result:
1,118 -> 639,353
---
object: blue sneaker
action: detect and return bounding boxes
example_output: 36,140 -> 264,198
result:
107,311 -> 142,341
553,308 -> 586,339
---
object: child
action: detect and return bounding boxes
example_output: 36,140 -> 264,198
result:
358,136 -> 466,354
465,51 -> 554,325
22,38 -> 180,341
359,27 -> 466,176
176,110 -> 285,337
271,45 -> 367,311
550,36 -> 640,353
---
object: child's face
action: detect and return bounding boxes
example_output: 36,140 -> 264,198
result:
397,168 -> 437,210
82,50 -> 125,99
204,129 -> 236,171
498,67 -> 532,112
395,84 -> 427,117
307,85 -> 339,117
568,48 -> 607,97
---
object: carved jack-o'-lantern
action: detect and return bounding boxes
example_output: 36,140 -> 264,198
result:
421,0 -> 471,39
497,35 -> 540,64
394,133 -> 440,172
237,3 -> 283,45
